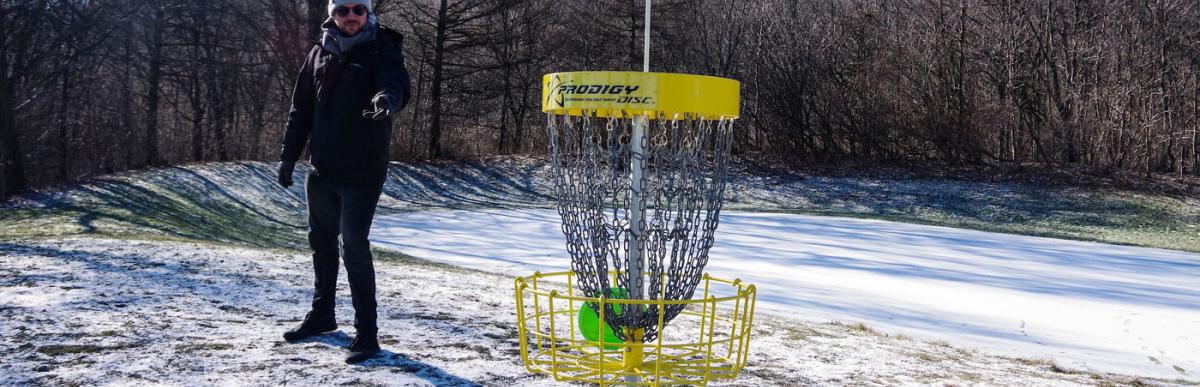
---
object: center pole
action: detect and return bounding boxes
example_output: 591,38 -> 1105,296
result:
626,0 -> 652,312
623,0 -> 652,383
628,0 -> 652,303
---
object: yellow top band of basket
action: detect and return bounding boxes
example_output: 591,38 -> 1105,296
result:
542,71 -> 740,119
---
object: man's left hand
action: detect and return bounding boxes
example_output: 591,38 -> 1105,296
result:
362,95 -> 393,121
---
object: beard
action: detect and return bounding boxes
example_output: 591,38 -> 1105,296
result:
339,21 -> 362,36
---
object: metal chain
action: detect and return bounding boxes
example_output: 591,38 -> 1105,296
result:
547,111 -> 734,342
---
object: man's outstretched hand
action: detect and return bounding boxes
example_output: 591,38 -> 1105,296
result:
362,94 -> 393,121
278,161 -> 295,188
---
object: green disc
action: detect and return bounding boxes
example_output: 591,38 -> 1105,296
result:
578,287 -> 628,350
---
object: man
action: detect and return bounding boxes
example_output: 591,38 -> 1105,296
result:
276,0 -> 410,364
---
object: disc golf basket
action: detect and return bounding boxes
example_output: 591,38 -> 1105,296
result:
513,4 -> 757,385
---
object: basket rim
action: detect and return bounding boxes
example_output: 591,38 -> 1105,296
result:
514,270 -> 755,305
541,71 -> 740,119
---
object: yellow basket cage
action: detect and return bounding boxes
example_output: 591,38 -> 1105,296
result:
514,271 -> 757,386
522,3 -> 757,381
521,69 -> 755,384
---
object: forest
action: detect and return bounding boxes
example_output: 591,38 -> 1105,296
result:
2,0 -> 1198,197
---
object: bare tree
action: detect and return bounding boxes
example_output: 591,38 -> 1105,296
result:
3,0 -> 1200,199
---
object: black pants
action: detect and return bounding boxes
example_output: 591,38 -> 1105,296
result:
305,171 -> 383,336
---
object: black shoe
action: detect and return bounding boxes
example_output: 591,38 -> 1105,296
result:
283,313 -> 337,342
345,333 -> 380,364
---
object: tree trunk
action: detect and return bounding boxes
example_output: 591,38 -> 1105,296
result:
206,18 -> 228,162
219,79 -> 230,161
409,54 -> 426,158
428,0 -> 448,159
495,7 -> 513,155
628,2 -> 638,69
1193,82 -> 1198,176
56,51 -> 72,180
510,75 -> 529,154
511,2 -> 535,154
145,8 -> 165,167
190,73 -> 205,162
306,0 -> 327,45
1,4 -> 25,195
248,80 -> 265,160
0,71 -> 23,196
189,43 -> 205,162
498,54 -> 512,153
120,24 -> 135,170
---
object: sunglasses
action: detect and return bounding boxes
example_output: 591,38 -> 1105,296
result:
333,5 -> 367,17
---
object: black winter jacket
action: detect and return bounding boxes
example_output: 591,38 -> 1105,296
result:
280,26 -> 411,185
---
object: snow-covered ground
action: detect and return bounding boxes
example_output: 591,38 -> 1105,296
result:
0,237 -> 1152,386
3,160 -> 1198,385
0,237 -> 547,386
371,208 -> 1200,381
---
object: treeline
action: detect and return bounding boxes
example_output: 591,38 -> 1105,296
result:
2,0 -> 1198,197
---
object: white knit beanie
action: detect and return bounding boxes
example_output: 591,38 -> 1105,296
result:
328,0 -> 372,16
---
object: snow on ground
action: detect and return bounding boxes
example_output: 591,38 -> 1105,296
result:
371,208 -> 1200,381
0,237 -> 1146,386
0,237 -> 561,386
3,160 -> 1198,385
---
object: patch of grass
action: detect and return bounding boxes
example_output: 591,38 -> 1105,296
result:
1014,357 -> 1056,367
1071,371 -> 1150,386
849,322 -> 875,334
37,343 -> 137,356
782,326 -> 832,341
373,246 -> 499,274
414,312 -> 457,321
0,165 -> 496,275
915,352 -> 938,362
62,358 -> 97,367
1049,362 -> 1081,374
0,164 -> 309,249
748,183 -> 1200,253
373,247 -> 440,268
1161,378 -> 1200,386
952,370 -> 984,382
37,344 -> 105,356
174,343 -> 234,352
